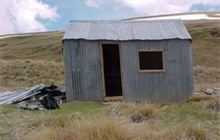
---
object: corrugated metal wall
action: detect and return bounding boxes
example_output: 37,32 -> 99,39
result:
63,39 -> 194,103
120,40 -> 194,103
63,40 -> 103,101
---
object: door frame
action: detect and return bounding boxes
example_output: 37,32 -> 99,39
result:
100,42 -> 123,101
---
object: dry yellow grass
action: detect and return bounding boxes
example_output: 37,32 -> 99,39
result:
21,117 -> 158,140
205,97 -> 220,112
106,103 -> 157,122
0,32 -> 63,91
0,60 -> 64,91
1,99 -> 219,140
185,20 -> 220,89
24,114 -> 208,140
188,95 -> 213,102
194,66 -> 220,88
25,117 -> 126,140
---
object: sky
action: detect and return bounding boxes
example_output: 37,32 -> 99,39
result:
0,0 -> 220,35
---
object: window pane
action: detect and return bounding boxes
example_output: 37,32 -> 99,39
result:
139,51 -> 163,70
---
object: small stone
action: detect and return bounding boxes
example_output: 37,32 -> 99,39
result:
204,88 -> 214,95
213,88 -> 220,94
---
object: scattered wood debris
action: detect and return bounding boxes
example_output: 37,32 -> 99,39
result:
0,84 -> 65,110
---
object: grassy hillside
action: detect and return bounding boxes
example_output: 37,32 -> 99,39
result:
0,32 -> 64,90
0,21 -> 220,91
185,20 -> 220,89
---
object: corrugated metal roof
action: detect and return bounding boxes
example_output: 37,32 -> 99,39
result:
63,20 -> 191,41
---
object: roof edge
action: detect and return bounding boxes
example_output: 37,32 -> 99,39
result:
68,19 -> 183,23
62,38 -> 192,41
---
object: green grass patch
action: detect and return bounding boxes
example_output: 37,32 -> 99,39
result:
47,102 -> 106,117
159,103 -> 218,122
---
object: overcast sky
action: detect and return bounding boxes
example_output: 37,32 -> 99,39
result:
0,0 -> 220,35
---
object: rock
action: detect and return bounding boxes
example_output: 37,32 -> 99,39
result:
203,88 -> 214,95
213,88 -> 220,94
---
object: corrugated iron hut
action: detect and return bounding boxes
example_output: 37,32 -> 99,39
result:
62,20 -> 194,103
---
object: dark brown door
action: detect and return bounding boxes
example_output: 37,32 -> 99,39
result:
102,44 -> 122,97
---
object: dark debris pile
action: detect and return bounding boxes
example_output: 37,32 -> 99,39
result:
0,84 -> 65,110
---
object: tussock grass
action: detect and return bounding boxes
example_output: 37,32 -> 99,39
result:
186,20 -> 220,89
0,60 -> 64,91
0,32 -> 64,90
188,95 -> 213,102
106,103 -> 157,122
106,103 -> 137,117
24,116 -> 208,140
25,117 -> 126,140
194,66 -> 220,85
130,104 -> 156,122
205,97 -> 220,112
157,124 -> 206,140
0,32 -> 63,62
0,102 -> 106,140
1,102 -> 219,140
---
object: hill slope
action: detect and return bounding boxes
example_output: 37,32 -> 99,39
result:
0,21 -> 219,91
185,20 -> 220,89
125,12 -> 220,21
0,32 -> 64,90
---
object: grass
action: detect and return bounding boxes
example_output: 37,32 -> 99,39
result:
25,118 -> 207,140
185,20 -> 220,89
106,103 -> 157,122
0,60 -> 64,90
0,32 -> 63,91
159,102 -> 218,122
205,97 -> 220,112
25,117 -> 125,140
187,95 -> 213,102
52,102 -> 106,117
0,32 -> 63,61
130,104 -> 156,122
0,98 -> 219,140
0,102 -> 106,140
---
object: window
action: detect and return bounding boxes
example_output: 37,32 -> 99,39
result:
138,50 -> 164,72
